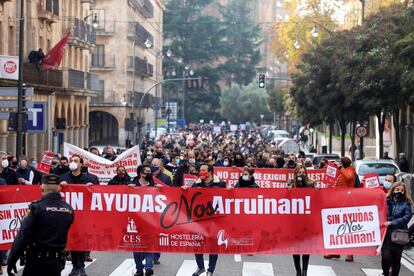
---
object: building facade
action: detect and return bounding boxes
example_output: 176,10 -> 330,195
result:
0,0 -> 99,160
89,0 -> 164,147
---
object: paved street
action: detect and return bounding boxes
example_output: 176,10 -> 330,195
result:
8,251 -> 414,276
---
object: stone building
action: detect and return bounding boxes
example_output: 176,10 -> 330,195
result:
0,0 -> 100,159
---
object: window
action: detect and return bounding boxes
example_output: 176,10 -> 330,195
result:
92,45 -> 105,67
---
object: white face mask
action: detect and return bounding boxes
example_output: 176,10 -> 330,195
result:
69,162 -> 78,171
188,158 -> 196,164
1,159 -> 9,168
242,175 -> 249,181
223,161 -> 229,167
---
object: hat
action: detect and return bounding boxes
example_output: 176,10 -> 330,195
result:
41,174 -> 61,185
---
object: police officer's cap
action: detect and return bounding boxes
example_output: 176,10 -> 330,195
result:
41,174 -> 61,185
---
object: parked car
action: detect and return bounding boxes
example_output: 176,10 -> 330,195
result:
266,130 -> 290,144
354,159 -> 400,183
312,154 -> 341,166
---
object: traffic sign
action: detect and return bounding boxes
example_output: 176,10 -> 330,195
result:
27,102 -> 47,132
356,124 -> 368,138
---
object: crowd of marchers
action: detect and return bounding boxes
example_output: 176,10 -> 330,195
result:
0,123 -> 413,276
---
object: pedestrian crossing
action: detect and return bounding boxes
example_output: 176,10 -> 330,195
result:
8,257 -> 407,276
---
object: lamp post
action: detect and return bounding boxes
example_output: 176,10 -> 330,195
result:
16,0 -> 25,159
360,0 -> 366,22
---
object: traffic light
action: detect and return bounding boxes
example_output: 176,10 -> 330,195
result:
258,74 -> 266,88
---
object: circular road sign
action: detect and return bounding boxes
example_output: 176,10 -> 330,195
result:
356,125 -> 368,138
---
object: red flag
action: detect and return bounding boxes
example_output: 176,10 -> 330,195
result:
153,176 -> 169,187
41,32 -> 70,70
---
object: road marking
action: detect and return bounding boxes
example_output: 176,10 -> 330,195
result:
234,254 -> 242,262
361,268 -> 383,276
61,259 -> 96,276
307,265 -> 336,276
109,258 -> 136,276
176,260 -> 209,276
242,262 -> 274,276
402,257 -> 414,273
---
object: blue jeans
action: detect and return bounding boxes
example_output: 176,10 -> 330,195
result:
1,250 -> 7,262
133,252 -> 154,271
154,252 -> 160,261
195,254 -> 218,273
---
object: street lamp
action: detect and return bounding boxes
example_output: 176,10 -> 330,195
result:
260,114 -> 264,125
166,48 -> 173,58
84,13 -> 99,28
120,96 -> 127,106
311,26 -> 319,38
144,38 -> 153,48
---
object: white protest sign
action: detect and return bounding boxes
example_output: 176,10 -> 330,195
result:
64,143 -> 141,184
0,202 -> 30,244
213,126 -> 221,133
321,205 -> 381,249
230,124 -> 238,132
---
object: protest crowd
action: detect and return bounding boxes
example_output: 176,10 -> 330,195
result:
0,123 -> 413,276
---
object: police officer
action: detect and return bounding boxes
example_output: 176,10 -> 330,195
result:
7,174 -> 74,276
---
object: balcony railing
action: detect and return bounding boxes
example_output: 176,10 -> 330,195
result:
38,1 -> 59,23
68,69 -> 85,89
91,55 -> 116,70
81,0 -> 96,4
128,22 -> 154,47
129,0 -> 154,18
96,21 -> 116,36
65,17 -> 96,47
23,62 -> 63,87
127,56 -> 153,77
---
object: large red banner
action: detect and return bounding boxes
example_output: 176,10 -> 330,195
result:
214,167 -> 325,188
0,185 -> 386,255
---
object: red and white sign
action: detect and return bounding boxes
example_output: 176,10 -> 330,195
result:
0,56 -> 19,80
364,173 -> 380,189
36,151 -> 55,174
321,205 -> 381,249
0,186 -> 386,255
321,162 -> 338,188
214,167 -> 325,188
64,142 -> 141,184
183,174 -> 198,187
356,125 -> 368,138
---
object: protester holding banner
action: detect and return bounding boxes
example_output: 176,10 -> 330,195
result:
288,165 -> 317,276
108,166 -> 132,185
131,164 -> 155,276
60,155 -> 93,276
235,168 -> 259,188
150,158 -> 172,186
382,182 -> 413,276
16,158 -> 35,185
51,156 -> 70,176
382,174 -> 396,193
7,174 -> 74,276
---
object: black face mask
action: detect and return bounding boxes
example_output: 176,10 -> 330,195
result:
81,166 -> 88,173
296,175 -> 305,182
144,173 -> 152,182
394,192 -> 404,201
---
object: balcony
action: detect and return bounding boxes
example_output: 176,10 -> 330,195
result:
91,55 -> 116,71
129,0 -> 154,18
130,92 -> 153,108
128,22 -> 154,47
127,56 -> 153,77
23,62 -> 63,87
68,69 -> 85,89
96,21 -> 116,36
37,1 -> 59,23
81,0 -> 96,4
65,17 -> 96,48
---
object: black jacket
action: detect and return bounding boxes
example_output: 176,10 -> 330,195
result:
398,158 -> 410,173
192,175 -> 226,188
7,193 -> 74,265
235,176 -> 259,188
60,172 -> 94,184
51,165 -> 70,176
0,167 -> 19,185
108,175 -> 132,185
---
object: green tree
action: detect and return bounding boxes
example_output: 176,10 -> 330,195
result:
219,0 -> 262,87
220,83 -> 271,124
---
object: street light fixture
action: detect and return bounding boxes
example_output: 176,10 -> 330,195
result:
189,69 -> 195,76
144,38 -> 153,48
311,26 -> 319,38
84,13 -> 99,28
294,40 -> 301,49
120,96 -> 127,106
177,57 -> 183,64
166,48 -> 173,58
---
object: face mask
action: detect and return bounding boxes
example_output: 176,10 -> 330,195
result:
147,156 -> 153,161
394,191 -> 404,200
296,175 -> 305,182
175,159 -> 181,165
69,162 -> 78,171
144,173 -> 152,181
1,159 -> 9,168
117,172 -> 125,178
180,156 -> 185,160
188,159 -> 196,164
242,175 -> 249,181
383,181 -> 392,190
150,165 -> 160,173
31,161 -> 37,167
80,166 -> 88,173
199,171 -> 210,181
223,161 -> 229,167
12,161 -> 18,167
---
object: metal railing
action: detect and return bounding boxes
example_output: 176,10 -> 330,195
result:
96,21 -> 116,35
91,54 -> 116,70
128,22 -> 154,47
129,0 -> 154,18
